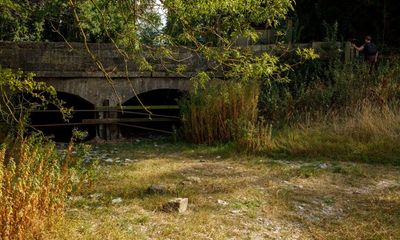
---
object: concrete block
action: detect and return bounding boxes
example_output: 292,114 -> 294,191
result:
162,198 -> 188,213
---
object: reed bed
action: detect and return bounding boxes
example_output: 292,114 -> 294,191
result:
180,80 -> 259,144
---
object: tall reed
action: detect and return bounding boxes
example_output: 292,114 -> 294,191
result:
180,80 -> 259,144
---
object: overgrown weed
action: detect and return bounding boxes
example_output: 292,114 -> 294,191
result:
0,133 -> 94,240
180,58 -> 400,164
180,79 -> 259,144
263,102 -> 400,164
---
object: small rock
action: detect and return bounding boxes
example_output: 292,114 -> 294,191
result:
217,199 -> 229,206
186,176 -> 201,183
90,193 -> 103,200
105,158 -> 113,163
68,196 -> 83,201
230,210 -> 241,214
297,205 -> 305,211
319,163 -> 329,169
147,184 -> 168,194
162,198 -> 188,213
216,156 -> 222,159
111,197 -> 123,204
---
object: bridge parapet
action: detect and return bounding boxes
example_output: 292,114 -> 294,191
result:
0,42 -> 207,78
0,42 -> 201,106
0,41 -> 351,106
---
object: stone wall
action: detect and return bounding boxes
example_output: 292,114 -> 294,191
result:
0,42 -> 206,78
0,41 -> 351,106
0,42 -> 198,106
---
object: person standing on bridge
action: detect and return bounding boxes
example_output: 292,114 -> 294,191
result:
352,35 -> 379,66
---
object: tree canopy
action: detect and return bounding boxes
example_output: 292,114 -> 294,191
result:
294,0 -> 400,47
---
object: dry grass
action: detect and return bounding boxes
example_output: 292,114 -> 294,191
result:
0,135 -> 92,240
45,141 -> 400,239
239,103 -> 400,165
336,103 -> 400,141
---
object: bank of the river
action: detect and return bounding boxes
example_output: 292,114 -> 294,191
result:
47,139 -> 400,239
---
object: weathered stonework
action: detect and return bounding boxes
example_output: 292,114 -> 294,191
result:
0,42 -> 202,107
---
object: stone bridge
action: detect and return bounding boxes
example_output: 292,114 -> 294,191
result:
0,41 -> 346,140
0,41 -> 354,107
0,42 -> 205,107
0,42 -> 212,140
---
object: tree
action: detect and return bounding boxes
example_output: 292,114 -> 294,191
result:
294,0 -> 400,47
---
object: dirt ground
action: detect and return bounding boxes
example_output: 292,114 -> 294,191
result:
47,141 -> 400,240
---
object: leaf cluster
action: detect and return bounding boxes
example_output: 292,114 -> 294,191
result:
0,66 -> 70,136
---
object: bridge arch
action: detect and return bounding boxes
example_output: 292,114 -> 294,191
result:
43,77 -> 190,107
119,88 -> 187,138
30,91 -> 96,142
118,79 -> 190,106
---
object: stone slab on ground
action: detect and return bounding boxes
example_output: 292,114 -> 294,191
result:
162,198 -> 189,213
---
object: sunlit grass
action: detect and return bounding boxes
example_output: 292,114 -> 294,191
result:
46,141 -> 400,239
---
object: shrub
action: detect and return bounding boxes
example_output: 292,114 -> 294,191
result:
259,58 -> 400,125
0,133 -> 93,240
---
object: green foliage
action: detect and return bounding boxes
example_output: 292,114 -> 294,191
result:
164,0 -> 294,44
76,0 -> 162,44
0,0 -> 164,43
0,66 -> 70,136
0,0 -> 45,41
258,57 -> 400,125
322,21 -> 339,42
234,119 -> 274,153
234,58 -> 400,164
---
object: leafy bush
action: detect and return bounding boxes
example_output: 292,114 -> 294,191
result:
234,119 -> 274,154
259,58 -> 400,125
239,58 -> 400,163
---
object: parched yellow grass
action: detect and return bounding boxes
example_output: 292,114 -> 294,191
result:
0,137 -> 70,240
45,143 -> 400,239
0,135 -> 92,240
336,103 -> 400,141
245,103 -> 400,164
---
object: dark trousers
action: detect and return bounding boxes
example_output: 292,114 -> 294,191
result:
365,55 -> 377,73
